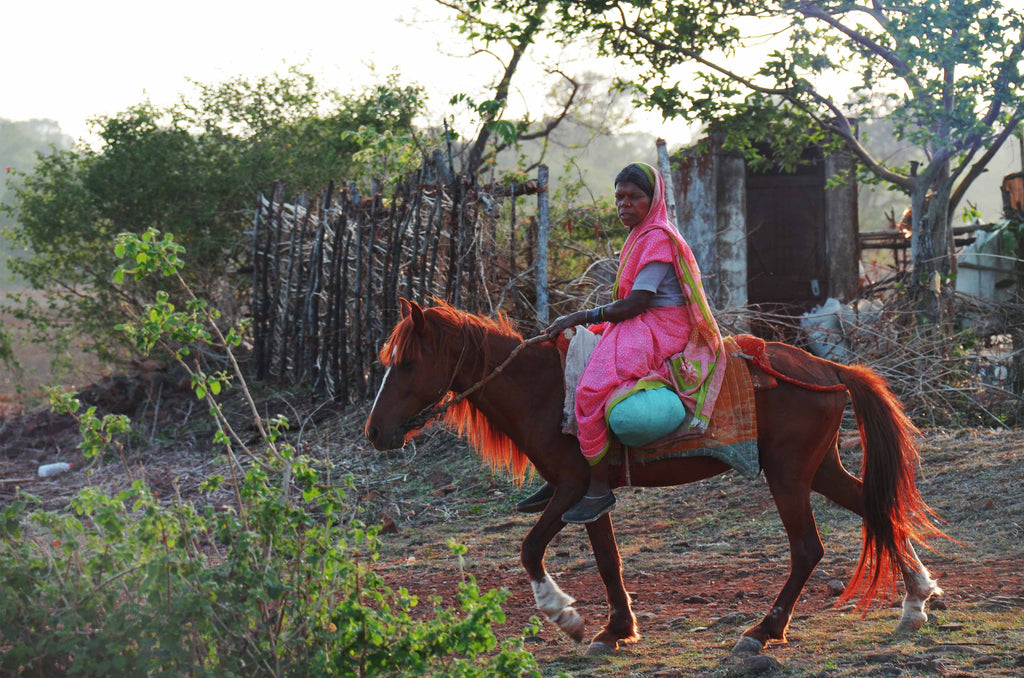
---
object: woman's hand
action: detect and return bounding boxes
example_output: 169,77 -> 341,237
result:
543,311 -> 586,340
541,289 -> 655,340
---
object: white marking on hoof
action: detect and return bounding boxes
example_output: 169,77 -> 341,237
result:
555,607 -> 585,643
906,567 -> 941,599
532,573 -> 575,616
532,574 -> 583,641
899,568 -> 941,632
731,635 -> 764,657
585,641 -> 615,656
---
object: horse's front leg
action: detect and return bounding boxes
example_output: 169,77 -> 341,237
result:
522,492 -> 585,643
583,514 -> 639,655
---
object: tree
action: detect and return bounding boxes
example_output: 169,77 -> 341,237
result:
528,0 -> 1023,310
2,70 -> 427,363
438,0 -> 587,175
1,118 -> 71,279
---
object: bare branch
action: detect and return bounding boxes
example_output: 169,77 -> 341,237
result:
518,71 -> 580,142
796,2 -> 923,93
800,88 -> 913,189
620,10 -> 912,190
476,69 -> 575,176
949,106 -> 1024,215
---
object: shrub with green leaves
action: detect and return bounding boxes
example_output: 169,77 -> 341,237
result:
0,477 -> 541,676
0,231 -> 543,677
1,69 -> 426,365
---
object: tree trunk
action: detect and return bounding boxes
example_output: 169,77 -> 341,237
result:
910,161 -> 954,324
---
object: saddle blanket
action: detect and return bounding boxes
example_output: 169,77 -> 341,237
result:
559,329 -> 761,479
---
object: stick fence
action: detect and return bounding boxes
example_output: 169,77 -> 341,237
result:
250,158 -> 549,402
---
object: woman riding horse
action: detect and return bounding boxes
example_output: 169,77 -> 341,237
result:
520,162 -> 726,523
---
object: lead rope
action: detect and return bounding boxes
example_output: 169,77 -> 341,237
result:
400,332 -> 551,432
620,443 -> 633,488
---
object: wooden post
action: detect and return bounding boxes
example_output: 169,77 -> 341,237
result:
277,192 -> 305,380
266,182 -> 286,377
535,164 -> 550,324
309,187 -> 328,392
823,150 -> 860,301
657,138 -> 677,225
251,191 -> 265,379
509,181 -> 518,277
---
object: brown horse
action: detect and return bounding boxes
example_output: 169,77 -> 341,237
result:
364,298 -> 946,657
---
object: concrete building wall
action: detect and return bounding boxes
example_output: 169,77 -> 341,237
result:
673,136 -> 747,310
671,136 -> 858,312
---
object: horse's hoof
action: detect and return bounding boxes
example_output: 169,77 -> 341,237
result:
585,641 -> 616,656
730,635 -> 765,657
896,617 -> 925,635
553,607 -> 585,643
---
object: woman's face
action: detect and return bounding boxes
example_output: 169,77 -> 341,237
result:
614,181 -> 651,230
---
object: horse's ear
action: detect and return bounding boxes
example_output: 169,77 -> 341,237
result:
400,297 -> 425,334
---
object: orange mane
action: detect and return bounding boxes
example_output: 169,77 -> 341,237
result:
379,299 -> 533,483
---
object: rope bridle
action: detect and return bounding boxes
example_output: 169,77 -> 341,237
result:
399,330 -> 550,433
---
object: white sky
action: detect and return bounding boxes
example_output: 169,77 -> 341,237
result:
2,0 -> 693,147
4,0 -> 1023,150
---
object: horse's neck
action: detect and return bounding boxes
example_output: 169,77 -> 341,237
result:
454,330 -> 523,394
459,330 -> 564,449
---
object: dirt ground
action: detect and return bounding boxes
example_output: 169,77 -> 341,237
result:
0,285 -> 106,418
1,375 -> 1022,677
371,427 -> 1024,677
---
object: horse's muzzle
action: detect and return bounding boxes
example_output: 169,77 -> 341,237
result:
364,422 -> 406,451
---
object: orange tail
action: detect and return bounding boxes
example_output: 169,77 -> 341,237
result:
836,364 -> 947,608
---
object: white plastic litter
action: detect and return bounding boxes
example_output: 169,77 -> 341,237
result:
800,298 -> 884,361
38,462 -> 72,478
800,298 -> 848,361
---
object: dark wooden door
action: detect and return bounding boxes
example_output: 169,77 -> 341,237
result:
746,160 -> 828,314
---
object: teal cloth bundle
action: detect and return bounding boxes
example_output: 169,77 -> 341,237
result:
608,385 -> 688,447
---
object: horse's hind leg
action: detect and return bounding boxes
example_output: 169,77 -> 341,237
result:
895,542 -> 941,632
734,476 -> 824,656
582,515 -> 639,655
811,444 -> 941,632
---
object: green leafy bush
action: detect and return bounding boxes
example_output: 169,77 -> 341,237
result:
0,477 -> 541,676
0,231 -> 542,677
1,69 -> 426,365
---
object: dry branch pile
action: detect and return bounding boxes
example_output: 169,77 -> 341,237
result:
726,292 -> 1024,427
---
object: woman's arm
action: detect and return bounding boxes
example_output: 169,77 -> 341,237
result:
543,288 -> 654,339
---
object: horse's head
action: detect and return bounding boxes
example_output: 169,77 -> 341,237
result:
364,298 -> 455,450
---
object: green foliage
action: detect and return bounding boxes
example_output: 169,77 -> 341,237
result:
0,478 -> 541,676
48,386 -> 131,463
553,0 -> 1024,163
500,0 -> 1024,281
0,232 -> 542,676
1,118 -> 70,285
1,68 -> 427,364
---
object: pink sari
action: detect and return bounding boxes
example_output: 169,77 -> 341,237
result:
575,166 -> 726,463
